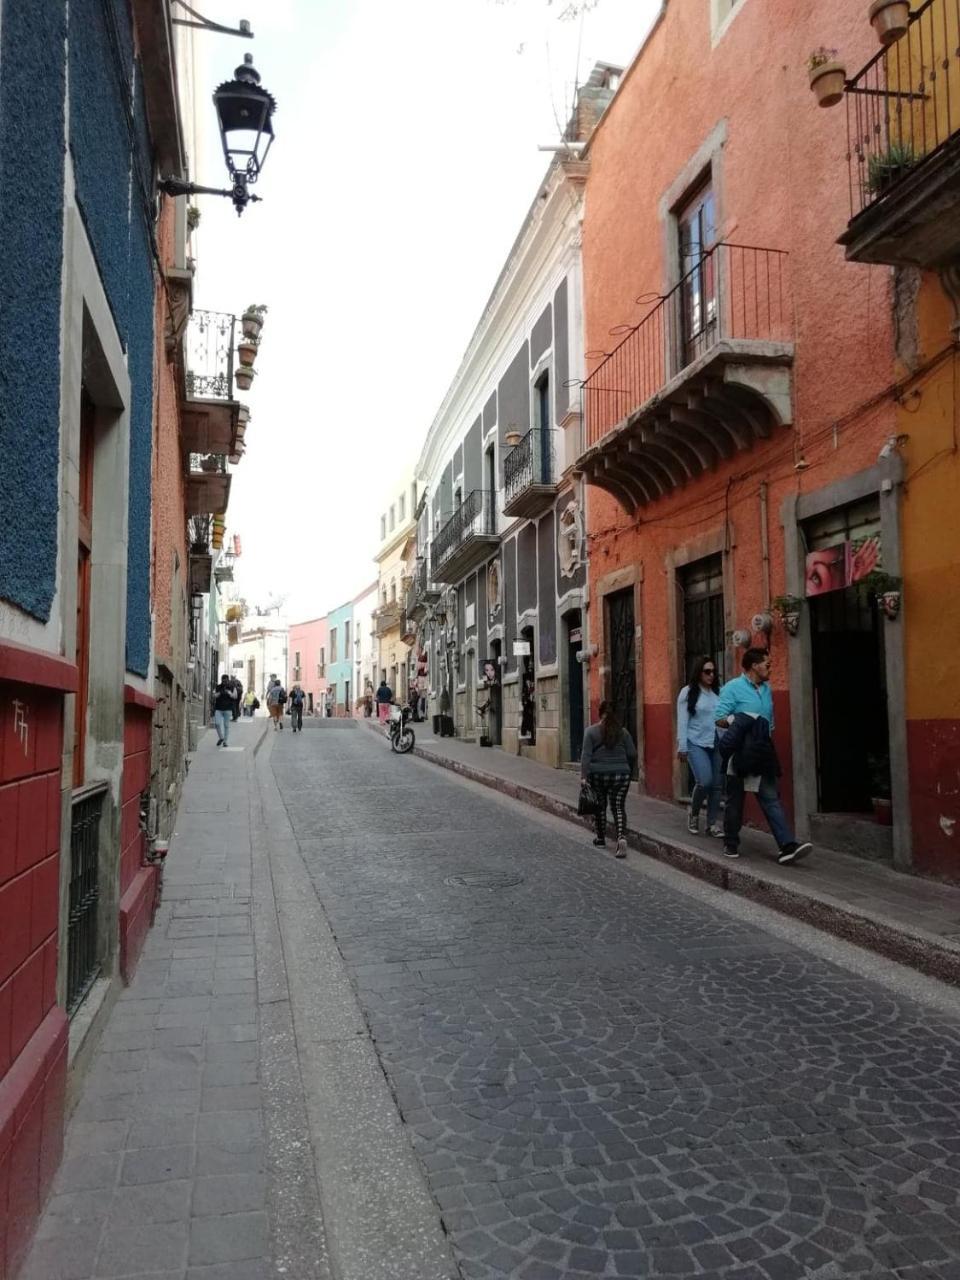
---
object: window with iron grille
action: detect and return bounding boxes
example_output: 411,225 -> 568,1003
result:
67,785 -> 107,1014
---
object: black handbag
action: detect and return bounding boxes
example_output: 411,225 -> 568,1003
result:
577,780 -> 599,817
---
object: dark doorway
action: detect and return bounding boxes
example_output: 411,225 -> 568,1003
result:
519,625 -> 536,745
680,554 -> 725,685
566,612 -> 584,762
489,639 -> 502,745
606,588 -> 637,760
485,445 -> 496,502
810,588 -> 889,812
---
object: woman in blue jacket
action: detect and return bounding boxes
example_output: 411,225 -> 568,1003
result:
676,655 -> 722,836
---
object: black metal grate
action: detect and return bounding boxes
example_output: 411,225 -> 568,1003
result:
67,787 -> 105,1015
433,490 -> 497,573
504,429 -> 556,506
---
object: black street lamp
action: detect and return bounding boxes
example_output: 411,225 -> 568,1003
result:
159,54 -> 276,216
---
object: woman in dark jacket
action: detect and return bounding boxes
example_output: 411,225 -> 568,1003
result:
580,701 -> 638,857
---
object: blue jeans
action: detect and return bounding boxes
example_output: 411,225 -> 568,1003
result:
723,773 -> 794,851
686,741 -> 723,826
214,709 -> 230,745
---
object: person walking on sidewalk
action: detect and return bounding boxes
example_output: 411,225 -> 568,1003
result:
715,647 -> 812,866
375,679 -> 393,723
677,655 -> 723,837
231,676 -> 243,722
289,683 -> 305,732
265,677 -> 287,730
580,701 -> 638,859
212,674 -> 237,747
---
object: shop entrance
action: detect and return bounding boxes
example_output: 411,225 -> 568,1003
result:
565,612 -> 584,762
680,554 -> 725,684
487,640 -> 502,745
519,625 -> 536,745
805,500 -> 889,813
606,588 -> 637,756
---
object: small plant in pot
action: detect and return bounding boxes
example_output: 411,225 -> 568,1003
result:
866,142 -> 915,194
241,304 -> 267,340
869,0 -> 910,46
808,47 -> 846,108
236,335 -> 259,369
235,364 -> 256,392
858,569 -> 903,618
504,427 -> 523,447
868,753 -> 893,825
772,594 -> 804,636
186,204 -> 201,232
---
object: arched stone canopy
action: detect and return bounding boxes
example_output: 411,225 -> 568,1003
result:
578,346 -> 793,517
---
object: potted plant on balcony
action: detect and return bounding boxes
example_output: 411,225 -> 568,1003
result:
504,428 -> 523,447
186,205 -> 201,232
866,142 -> 915,195
808,47 -> 846,108
241,304 -> 267,339
235,364 -> 256,392
236,335 -> 259,369
199,454 -> 219,473
772,594 -> 804,637
869,0 -> 910,45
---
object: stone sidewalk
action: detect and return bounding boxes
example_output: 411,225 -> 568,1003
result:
21,718 -> 455,1280
368,720 -> 960,985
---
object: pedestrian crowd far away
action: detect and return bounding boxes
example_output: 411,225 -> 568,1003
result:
265,675 -> 287,730
582,647 -> 812,868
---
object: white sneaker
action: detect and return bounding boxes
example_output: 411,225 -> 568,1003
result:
706,823 -> 723,837
687,812 -> 699,835
615,838 -> 627,858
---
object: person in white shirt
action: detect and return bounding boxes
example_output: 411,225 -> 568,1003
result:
676,655 -> 723,836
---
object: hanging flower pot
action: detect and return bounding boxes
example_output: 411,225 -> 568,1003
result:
237,403 -> 250,424
869,0 -> 910,45
241,305 -> 267,339
880,589 -> 902,620
199,455 -> 219,473
235,365 -> 256,392
504,430 -> 522,447
808,48 -> 846,108
237,339 -> 259,369
229,452 -> 242,465
772,595 -> 803,636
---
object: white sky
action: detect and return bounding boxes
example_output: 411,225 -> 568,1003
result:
191,0 -> 658,622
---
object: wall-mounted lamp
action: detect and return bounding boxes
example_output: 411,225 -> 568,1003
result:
575,644 -> 598,665
159,55 -> 276,215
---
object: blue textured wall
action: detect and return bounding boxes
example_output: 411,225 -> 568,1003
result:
70,0 -> 156,675
0,1 -> 67,619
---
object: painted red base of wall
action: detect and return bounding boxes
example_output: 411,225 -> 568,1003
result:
119,866 -> 157,984
0,1007 -> 67,1280
907,718 -> 960,880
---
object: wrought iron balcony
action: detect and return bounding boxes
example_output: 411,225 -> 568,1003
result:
578,243 -> 793,517
181,309 -> 243,456
405,557 -> 441,621
400,611 -> 417,644
839,0 -> 960,269
503,428 -> 559,519
432,489 -> 498,582
186,453 -> 231,516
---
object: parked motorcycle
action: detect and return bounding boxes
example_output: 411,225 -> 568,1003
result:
387,702 -> 415,754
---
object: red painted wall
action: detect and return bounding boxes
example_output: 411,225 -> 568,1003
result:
119,697 -> 156,983
0,675 -> 69,1279
582,0 -> 897,818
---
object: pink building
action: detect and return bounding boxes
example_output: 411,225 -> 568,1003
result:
288,616 -> 328,715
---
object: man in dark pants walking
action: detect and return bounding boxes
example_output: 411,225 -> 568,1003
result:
716,647 -> 812,866
289,684 -> 305,733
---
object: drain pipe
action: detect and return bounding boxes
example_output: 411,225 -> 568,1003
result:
759,481 -> 771,608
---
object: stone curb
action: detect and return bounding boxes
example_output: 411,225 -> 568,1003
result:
405,734 -> 960,988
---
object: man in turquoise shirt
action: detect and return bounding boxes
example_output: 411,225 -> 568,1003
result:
715,648 -> 812,866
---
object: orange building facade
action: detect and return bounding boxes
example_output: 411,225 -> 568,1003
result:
578,0 -> 944,873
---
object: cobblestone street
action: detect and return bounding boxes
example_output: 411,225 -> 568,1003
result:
26,719 -> 960,1280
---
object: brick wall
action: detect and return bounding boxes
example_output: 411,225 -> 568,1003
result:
0,676 -> 69,1279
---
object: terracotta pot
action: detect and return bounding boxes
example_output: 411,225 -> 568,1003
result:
235,366 -> 256,392
869,0 -> 910,45
237,403 -> 250,424
241,312 -> 263,339
504,431 -> 522,447
872,797 -> 893,825
237,341 -> 258,369
809,60 -> 846,108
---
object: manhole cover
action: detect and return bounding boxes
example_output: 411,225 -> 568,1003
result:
444,872 -> 525,890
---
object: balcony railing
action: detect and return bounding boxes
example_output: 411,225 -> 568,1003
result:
582,243 -> 790,447
504,428 -> 558,517
184,309 -> 236,400
844,0 -> 960,220
375,601 -> 401,636
433,489 -> 497,580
